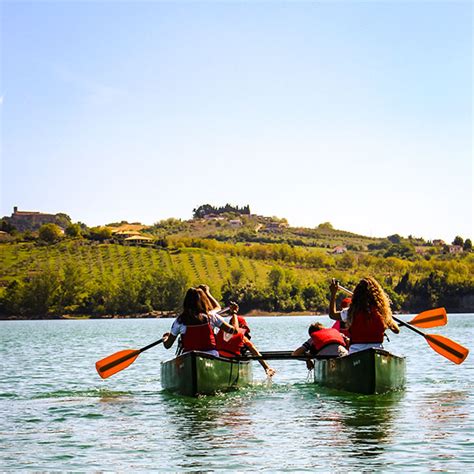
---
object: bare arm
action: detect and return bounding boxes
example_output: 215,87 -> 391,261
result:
162,332 -> 177,349
198,284 -> 221,311
244,337 -> 276,377
329,279 -> 342,321
292,345 -> 314,370
228,302 -> 240,329
220,320 -> 238,335
291,346 -> 306,356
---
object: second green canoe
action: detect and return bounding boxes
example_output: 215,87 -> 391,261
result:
313,348 -> 406,394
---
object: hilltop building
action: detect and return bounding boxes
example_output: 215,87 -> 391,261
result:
448,245 -> 463,254
6,206 -> 63,232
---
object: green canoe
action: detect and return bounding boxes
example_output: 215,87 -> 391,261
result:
313,348 -> 406,394
161,351 -> 253,397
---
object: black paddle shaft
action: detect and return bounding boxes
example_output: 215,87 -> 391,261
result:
393,316 -> 425,336
139,338 -> 164,353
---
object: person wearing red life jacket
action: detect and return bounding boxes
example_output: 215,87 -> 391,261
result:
292,322 -> 349,370
162,287 -> 237,357
215,307 -> 276,377
331,297 -> 351,337
329,277 -> 400,354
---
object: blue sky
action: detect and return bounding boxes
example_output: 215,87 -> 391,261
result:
1,1 -> 472,242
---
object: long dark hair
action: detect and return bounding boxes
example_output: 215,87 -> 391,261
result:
177,287 -> 213,326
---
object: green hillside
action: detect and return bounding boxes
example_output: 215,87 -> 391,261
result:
0,207 -> 473,317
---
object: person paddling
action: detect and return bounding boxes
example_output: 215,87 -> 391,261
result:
331,297 -> 351,337
215,304 -> 276,377
162,287 -> 237,356
329,277 -> 399,354
292,322 -> 349,370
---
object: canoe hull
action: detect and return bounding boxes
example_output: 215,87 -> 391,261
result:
161,351 -> 253,397
313,348 -> 406,394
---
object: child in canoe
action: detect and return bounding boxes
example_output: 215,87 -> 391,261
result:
331,297 -> 351,337
329,277 -> 400,354
215,304 -> 276,377
293,322 -> 349,369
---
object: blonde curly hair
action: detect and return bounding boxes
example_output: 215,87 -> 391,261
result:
347,277 -> 399,333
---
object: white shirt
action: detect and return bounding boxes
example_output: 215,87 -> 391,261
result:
340,308 -> 349,323
170,310 -> 225,337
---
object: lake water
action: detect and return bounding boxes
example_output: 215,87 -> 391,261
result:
1,314 -> 473,471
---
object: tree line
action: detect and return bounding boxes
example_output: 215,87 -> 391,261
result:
1,259 -> 472,317
192,203 -> 251,219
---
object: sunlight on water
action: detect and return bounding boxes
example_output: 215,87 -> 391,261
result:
1,315 -> 473,471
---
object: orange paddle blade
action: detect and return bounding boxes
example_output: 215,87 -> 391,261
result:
409,308 -> 447,328
425,334 -> 469,365
95,349 -> 140,379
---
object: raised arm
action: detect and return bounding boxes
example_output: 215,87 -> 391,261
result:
329,278 -> 342,321
228,302 -> 240,329
198,284 -> 221,311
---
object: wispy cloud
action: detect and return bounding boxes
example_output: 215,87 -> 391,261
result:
0,96 -> 4,105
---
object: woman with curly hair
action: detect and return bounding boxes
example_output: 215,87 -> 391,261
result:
329,277 -> 399,354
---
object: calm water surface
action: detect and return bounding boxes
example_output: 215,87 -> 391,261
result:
1,315 -> 473,471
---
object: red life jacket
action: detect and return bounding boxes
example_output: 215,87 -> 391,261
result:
215,329 -> 246,358
181,317 -> 216,352
310,328 -> 346,351
349,309 -> 385,344
331,320 -> 350,338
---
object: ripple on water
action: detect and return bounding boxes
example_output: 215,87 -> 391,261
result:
1,316 -> 473,471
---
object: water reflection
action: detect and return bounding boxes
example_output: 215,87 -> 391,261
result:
298,385 -> 403,464
160,390 -> 257,469
341,392 -> 403,455
417,390 -> 470,441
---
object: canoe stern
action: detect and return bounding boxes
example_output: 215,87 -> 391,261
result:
161,351 -> 253,397
313,349 -> 406,395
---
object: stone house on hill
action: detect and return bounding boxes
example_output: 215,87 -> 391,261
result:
6,206 -> 60,232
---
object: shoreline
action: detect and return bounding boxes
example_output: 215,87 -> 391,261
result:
2,309 -> 452,321
0,311 -> 322,321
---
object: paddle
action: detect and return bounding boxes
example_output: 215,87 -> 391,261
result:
392,317 -> 468,365
96,338 -> 163,379
407,307 -> 447,328
237,351 -> 312,361
337,284 -> 469,365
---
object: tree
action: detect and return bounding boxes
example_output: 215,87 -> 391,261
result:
387,234 -> 402,244
54,213 -> 72,228
463,239 -> 472,251
65,223 -> 82,238
20,270 -> 60,316
384,243 -> 415,260
38,223 -> 63,243
301,283 -> 327,312
88,226 -> 112,241
453,236 -> 464,246
55,262 -> 86,312
317,222 -> 333,230
0,219 -> 16,233
192,203 -> 251,219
